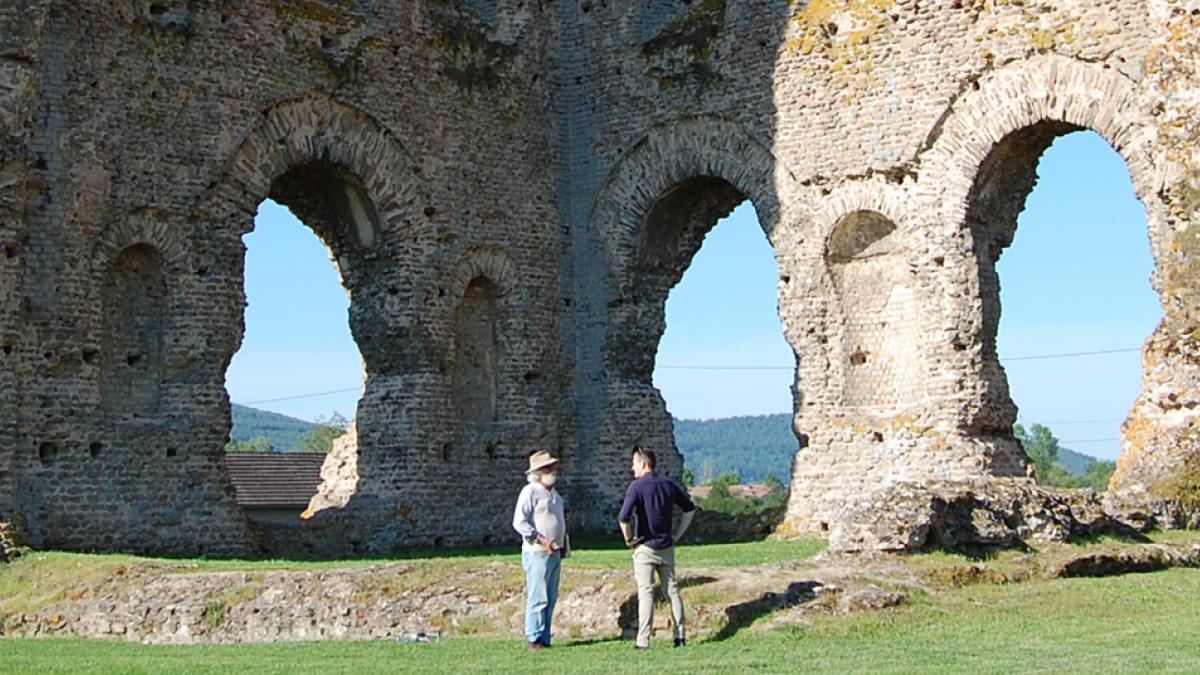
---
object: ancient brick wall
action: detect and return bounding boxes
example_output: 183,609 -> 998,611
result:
1,0 -> 1199,554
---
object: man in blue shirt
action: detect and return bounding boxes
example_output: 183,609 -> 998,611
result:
618,446 -> 696,650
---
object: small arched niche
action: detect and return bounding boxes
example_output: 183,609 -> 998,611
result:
827,210 -> 918,409
99,243 -> 167,414
453,276 -> 501,429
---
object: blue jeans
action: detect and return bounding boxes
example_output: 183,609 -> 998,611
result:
522,548 -> 561,645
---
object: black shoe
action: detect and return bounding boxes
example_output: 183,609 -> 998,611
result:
674,638 -> 686,647
529,641 -> 546,650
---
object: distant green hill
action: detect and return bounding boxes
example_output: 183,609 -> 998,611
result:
673,413 -> 799,484
230,404 -> 315,452
672,413 -> 1105,484
1057,446 -> 1102,476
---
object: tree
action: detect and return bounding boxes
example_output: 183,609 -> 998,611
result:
1015,423 -> 1059,469
682,468 -> 695,488
225,436 -> 274,452
1083,460 -> 1117,491
298,412 -> 350,453
761,473 -> 788,509
1015,423 -> 1086,488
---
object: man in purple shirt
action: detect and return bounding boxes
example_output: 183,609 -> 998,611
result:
618,446 -> 696,650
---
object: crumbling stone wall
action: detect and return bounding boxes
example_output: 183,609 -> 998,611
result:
2,0 -> 1200,555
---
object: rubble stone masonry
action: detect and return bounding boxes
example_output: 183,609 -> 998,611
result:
1,0 -> 1198,555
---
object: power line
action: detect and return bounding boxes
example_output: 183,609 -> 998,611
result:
1002,347 -> 1138,361
655,347 -> 1141,371
1025,419 -> 1125,425
237,347 -> 1142,405
241,387 -> 360,405
658,365 -> 791,370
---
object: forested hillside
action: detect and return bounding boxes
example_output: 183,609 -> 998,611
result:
673,414 -> 1106,485
1057,446 -> 1100,476
230,405 -> 315,451
673,413 -> 799,484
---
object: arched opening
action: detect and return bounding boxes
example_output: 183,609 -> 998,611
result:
224,197 -> 363,428
648,190 -> 794,488
99,243 -> 167,415
971,127 -> 1161,474
223,161 -> 376,520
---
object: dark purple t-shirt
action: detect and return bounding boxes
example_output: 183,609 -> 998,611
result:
617,472 -> 696,550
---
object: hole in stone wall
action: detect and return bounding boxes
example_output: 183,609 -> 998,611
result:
653,198 -> 796,487
89,441 -> 103,458
224,198 -> 363,453
166,447 -> 177,458
38,441 -> 57,465
988,130 -> 1162,465
434,536 -> 445,548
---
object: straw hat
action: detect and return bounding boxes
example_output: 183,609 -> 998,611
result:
526,451 -> 559,473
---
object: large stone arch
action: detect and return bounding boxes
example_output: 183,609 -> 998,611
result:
580,115 -> 792,521
922,55 -> 1167,486
198,98 -> 441,546
780,56 -> 1165,537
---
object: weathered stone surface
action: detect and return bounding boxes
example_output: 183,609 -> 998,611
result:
304,420 -> 359,518
1049,541 -> 1200,579
824,480 -> 1185,555
2,1 -> 1200,556
0,512 -> 27,562
685,505 -> 785,545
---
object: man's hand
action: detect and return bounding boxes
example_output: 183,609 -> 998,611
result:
537,535 -> 556,554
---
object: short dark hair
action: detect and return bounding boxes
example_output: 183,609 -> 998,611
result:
632,446 -> 656,470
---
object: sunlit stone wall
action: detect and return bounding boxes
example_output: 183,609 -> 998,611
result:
1,0 -> 1198,553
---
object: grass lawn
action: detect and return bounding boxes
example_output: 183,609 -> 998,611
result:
3,538 -> 1200,673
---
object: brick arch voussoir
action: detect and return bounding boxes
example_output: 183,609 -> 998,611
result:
590,116 -> 791,284
89,210 -> 189,283
449,247 -> 519,304
925,54 -> 1159,220
812,178 -> 910,260
211,97 -> 427,242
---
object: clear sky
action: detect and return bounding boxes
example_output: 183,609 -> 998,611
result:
225,130 -> 1159,461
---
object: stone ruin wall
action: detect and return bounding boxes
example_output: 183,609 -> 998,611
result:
3,0 -> 1200,555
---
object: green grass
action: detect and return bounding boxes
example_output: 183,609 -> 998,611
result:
5,538 -> 1200,673
4,567 -> 1200,673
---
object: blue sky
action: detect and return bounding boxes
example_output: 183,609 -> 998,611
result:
225,130 -> 1158,461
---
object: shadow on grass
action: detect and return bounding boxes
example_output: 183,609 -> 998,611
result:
706,580 -> 821,643
561,636 -> 625,648
616,575 -> 719,637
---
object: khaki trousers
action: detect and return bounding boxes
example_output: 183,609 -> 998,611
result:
632,544 -> 685,647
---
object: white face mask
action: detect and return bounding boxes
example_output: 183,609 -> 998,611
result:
540,473 -> 558,487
